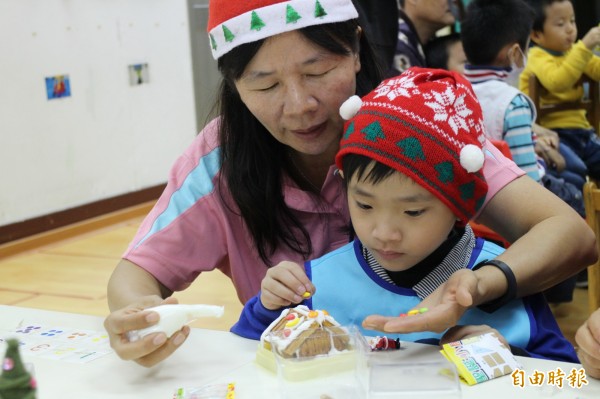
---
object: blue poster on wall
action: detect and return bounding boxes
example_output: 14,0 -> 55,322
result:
45,75 -> 71,100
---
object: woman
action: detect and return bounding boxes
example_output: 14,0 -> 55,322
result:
104,0 -> 596,367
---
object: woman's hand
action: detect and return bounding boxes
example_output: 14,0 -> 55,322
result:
440,325 -> 509,349
260,261 -> 314,310
103,296 -> 190,368
575,308 -> 600,379
362,269 -> 479,333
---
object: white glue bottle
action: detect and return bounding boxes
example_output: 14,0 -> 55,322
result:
128,304 -> 224,342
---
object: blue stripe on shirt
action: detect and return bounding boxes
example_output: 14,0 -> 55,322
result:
134,147 -> 221,248
504,95 -> 540,181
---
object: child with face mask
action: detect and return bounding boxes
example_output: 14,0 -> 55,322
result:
462,0 -> 587,305
461,0 -> 540,182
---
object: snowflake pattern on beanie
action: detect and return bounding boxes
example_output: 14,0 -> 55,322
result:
207,0 -> 358,59
335,67 -> 488,223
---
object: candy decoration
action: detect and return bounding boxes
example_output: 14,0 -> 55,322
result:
369,336 -> 401,351
302,291 -> 312,298
285,316 -> 301,328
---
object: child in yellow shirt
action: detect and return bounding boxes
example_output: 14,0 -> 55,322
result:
520,0 -> 600,179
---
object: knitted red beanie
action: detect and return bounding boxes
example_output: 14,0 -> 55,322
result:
207,0 -> 358,59
336,67 -> 488,223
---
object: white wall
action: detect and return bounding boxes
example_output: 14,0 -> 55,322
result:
0,0 -> 197,226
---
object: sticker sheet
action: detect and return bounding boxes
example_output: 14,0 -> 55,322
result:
0,321 -> 112,364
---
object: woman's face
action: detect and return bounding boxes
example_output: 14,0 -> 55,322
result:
235,30 -> 361,160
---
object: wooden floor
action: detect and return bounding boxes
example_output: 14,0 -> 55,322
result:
0,202 -> 243,331
0,202 -> 590,345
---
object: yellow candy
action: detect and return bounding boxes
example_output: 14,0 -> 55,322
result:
302,291 -> 311,298
285,317 -> 300,327
407,309 -> 420,316
308,310 -> 318,318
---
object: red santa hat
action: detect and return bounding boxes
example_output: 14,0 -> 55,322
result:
207,0 -> 358,59
336,67 -> 489,224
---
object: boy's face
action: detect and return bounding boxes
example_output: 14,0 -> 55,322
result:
347,168 -> 458,273
532,0 -> 577,52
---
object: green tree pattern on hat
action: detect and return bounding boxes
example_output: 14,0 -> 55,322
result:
435,161 -> 454,184
250,11 -> 266,31
222,25 -> 235,43
286,5 -> 302,24
460,181 -> 475,201
362,121 -> 385,142
315,1 -> 328,17
344,121 -> 355,139
398,137 -> 425,161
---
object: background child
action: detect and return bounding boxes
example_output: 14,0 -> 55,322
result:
424,32 -> 467,74
231,67 -> 578,363
461,0 -> 540,182
462,0 -> 585,304
520,0 -> 600,179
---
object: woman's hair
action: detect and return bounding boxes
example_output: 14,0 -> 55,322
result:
216,20 -> 383,265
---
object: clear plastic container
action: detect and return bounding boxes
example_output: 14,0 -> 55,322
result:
355,334 -> 462,399
269,325 -> 360,399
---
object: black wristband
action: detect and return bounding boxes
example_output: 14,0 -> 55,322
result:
472,259 -> 517,313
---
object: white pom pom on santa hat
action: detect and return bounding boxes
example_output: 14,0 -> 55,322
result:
460,144 -> 485,173
339,95 -> 362,120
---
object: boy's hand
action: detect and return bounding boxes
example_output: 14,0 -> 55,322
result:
575,308 -> 600,379
362,269 -> 477,333
260,261 -> 315,310
582,26 -> 600,50
440,325 -> 509,349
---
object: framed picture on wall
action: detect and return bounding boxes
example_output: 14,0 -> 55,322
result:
128,63 -> 149,86
45,75 -> 71,100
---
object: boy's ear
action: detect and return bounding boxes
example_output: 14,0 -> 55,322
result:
338,170 -> 345,179
530,30 -> 542,44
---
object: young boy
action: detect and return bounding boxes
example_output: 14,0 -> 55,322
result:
520,0 -> 600,179
231,67 -> 578,363
424,32 -> 467,74
461,0 -> 540,182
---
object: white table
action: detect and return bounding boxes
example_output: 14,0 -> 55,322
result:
1,305 -> 599,398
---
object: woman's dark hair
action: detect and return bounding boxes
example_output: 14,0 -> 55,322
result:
216,20 -> 383,265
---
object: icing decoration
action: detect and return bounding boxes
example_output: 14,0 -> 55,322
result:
261,305 -> 350,358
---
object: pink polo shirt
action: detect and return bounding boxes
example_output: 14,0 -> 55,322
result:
123,118 -> 524,304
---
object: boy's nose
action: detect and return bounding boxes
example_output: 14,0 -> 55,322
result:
372,222 -> 402,243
